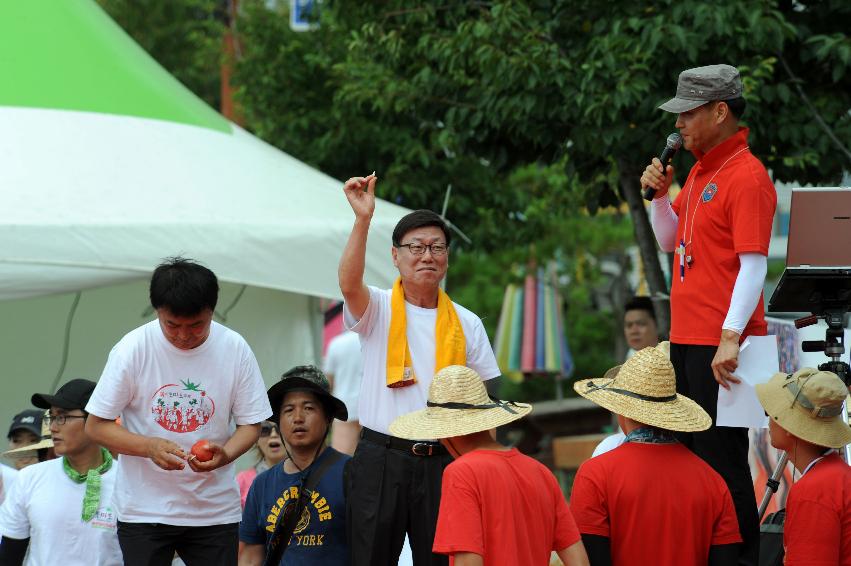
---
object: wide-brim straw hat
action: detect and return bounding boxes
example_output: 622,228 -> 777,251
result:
756,368 -> 851,449
574,342 -> 711,432
3,410 -> 53,457
390,365 -> 532,440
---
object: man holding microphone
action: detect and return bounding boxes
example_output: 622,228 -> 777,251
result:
640,64 -> 777,566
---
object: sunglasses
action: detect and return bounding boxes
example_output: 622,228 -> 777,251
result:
260,422 -> 280,437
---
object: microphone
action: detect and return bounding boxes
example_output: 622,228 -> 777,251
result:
642,132 -> 683,201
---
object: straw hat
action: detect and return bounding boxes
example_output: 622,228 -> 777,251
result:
756,368 -> 851,449
573,342 -> 711,432
389,365 -> 532,440
3,410 -> 53,457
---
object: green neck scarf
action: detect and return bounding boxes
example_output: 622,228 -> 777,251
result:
62,448 -> 113,522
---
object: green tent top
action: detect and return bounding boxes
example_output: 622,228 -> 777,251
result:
0,0 -> 230,133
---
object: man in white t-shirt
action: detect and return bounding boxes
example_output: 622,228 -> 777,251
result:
0,465 -> 16,507
84,257 -> 272,566
323,330 -> 363,455
339,174 -> 501,566
0,379 -> 122,566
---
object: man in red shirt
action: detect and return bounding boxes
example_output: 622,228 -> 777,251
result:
571,343 -> 742,566
756,368 -> 851,565
640,64 -> 776,565
389,365 -> 589,566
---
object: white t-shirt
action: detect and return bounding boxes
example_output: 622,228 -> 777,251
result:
345,286 -> 501,436
0,465 -> 18,507
86,320 -> 272,526
0,458 -> 122,566
323,330 -> 363,422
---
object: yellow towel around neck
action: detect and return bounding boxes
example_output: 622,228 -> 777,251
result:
386,277 -> 467,388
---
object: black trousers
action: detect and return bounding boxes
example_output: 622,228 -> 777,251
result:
117,521 -> 238,566
346,431 -> 452,566
670,343 -> 759,566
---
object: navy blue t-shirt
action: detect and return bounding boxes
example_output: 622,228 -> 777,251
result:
240,448 -> 350,565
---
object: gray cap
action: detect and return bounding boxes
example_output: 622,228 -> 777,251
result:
659,64 -> 743,113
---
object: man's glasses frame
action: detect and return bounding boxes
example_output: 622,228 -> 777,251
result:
396,242 -> 448,256
46,414 -> 87,426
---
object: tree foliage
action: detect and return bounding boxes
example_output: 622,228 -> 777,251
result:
98,0 -> 851,394
97,0 -> 224,110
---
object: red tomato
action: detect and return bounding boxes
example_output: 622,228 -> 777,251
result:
191,440 -> 214,462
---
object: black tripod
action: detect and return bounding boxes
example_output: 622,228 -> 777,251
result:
757,309 -> 851,521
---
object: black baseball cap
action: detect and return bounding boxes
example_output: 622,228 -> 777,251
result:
268,365 -> 348,423
7,409 -> 44,439
32,379 -> 97,411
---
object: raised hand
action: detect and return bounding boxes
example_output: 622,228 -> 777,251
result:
343,172 -> 377,220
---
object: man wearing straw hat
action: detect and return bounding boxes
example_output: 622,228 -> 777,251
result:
390,365 -> 589,566
339,174 -> 501,566
570,343 -> 742,566
755,368 -> 851,564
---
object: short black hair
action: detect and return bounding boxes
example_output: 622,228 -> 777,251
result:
722,97 -> 746,120
149,257 -> 219,317
392,210 -> 451,247
624,296 -> 656,322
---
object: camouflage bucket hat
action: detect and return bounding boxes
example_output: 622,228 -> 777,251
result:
267,365 -> 348,423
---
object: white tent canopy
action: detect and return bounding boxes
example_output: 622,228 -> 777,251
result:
0,1 -> 407,436
0,107 -> 403,301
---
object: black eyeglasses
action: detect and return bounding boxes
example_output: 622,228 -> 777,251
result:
46,414 -> 87,426
397,243 -> 448,256
260,422 -> 280,437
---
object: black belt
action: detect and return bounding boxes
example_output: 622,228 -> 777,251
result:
361,427 -> 447,457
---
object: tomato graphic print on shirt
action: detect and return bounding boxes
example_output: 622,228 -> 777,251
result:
150,380 -> 216,433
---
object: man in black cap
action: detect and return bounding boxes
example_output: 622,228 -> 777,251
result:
0,379 -> 122,566
640,64 -> 777,565
4,409 -> 46,470
239,365 -> 350,566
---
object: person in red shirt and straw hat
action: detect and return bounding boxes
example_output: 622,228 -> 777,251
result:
570,342 -> 741,566
755,368 -> 851,566
390,364 -> 589,566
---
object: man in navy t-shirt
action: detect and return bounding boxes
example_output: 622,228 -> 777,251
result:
240,366 -> 350,565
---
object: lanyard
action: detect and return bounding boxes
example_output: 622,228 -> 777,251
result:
677,146 -> 749,282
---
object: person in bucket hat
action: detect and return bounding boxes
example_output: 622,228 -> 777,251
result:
239,365 -> 350,566
390,365 -> 589,566
0,379 -> 122,565
755,368 -> 851,565
640,63 -> 776,566
570,343 -> 742,566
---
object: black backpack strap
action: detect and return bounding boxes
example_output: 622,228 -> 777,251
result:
263,450 -> 345,566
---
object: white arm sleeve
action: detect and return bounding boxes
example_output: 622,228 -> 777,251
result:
650,197 -> 678,252
722,253 -> 767,334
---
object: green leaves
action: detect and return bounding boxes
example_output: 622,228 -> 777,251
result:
100,0 -> 851,390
